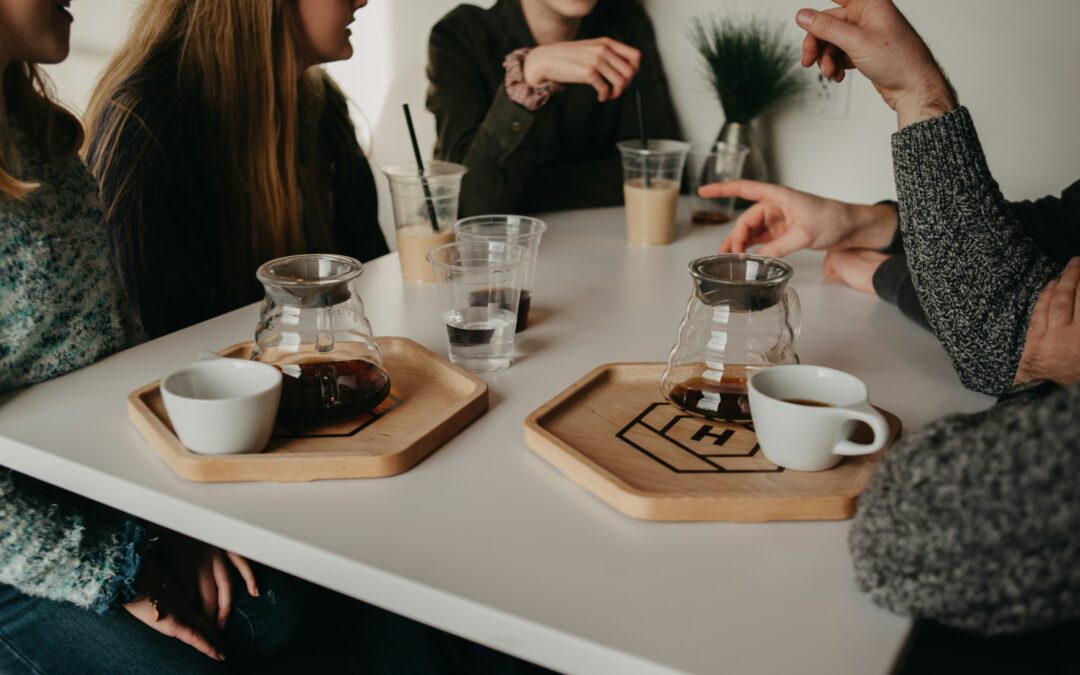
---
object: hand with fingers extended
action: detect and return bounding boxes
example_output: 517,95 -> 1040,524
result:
1015,258 -> 1080,389
703,180 -> 898,258
523,37 -> 641,102
155,531 -> 260,632
123,556 -> 226,662
794,0 -> 956,127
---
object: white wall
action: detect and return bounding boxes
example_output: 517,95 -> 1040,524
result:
46,0 -> 1080,245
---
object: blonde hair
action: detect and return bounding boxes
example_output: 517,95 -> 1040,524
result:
0,63 -> 83,201
84,0 -> 335,300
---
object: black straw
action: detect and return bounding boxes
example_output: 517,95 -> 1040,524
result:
403,103 -> 441,233
635,88 -> 651,187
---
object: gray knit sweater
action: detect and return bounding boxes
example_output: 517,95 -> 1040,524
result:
1,117 -> 145,612
849,107 -> 1079,634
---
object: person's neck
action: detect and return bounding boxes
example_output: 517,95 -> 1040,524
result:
520,0 -> 582,45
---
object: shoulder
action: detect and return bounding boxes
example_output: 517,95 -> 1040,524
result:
430,3 -> 498,48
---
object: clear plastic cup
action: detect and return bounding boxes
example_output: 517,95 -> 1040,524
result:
617,140 -> 690,246
382,161 -> 467,282
452,215 -> 547,332
688,142 -> 750,226
427,241 -> 530,374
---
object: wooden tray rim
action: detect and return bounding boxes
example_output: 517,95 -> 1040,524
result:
128,336 -> 487,477
524,361 -> 900,521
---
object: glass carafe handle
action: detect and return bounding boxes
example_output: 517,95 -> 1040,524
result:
316,306 -> 335,353
785,287 -> 802,343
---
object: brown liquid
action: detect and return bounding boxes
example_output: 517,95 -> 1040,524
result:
783,398 -> 832,408
469,288 -> 531,333
691,210 -> 732,225
667,376 -> 751,421
277,359 -> 390,422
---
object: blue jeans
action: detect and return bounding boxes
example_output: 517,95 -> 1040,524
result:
0,564 -> 298,674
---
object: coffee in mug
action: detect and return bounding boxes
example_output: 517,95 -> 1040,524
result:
748,365 -> 889,471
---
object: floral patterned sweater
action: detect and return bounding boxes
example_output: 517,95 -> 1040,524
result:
1,117 -> 145,612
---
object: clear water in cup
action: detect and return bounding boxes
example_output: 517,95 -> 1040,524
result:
443,306 -> 516,373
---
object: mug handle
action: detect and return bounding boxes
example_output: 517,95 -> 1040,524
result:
832,402 -> 890,456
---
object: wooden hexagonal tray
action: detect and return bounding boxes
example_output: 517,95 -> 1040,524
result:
524,363 -> 901,522
128,338 -> 487,482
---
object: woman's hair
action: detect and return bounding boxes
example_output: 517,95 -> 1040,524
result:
0,63 -> 83,201
84,0 -> 336,300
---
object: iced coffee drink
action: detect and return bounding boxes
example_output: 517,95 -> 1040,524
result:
396,225 -> 454,282
623,178 -> 680,245
617,140 -> 690,246
382,161 -> 467,282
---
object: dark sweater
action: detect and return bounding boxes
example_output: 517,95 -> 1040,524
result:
87,71 -> 388,339
872,182 -> 1080,332
426,0 -> 680,216
850,107 -> 1079,635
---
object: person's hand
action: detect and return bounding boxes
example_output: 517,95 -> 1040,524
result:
155,532 -> 259,631
1015,258 -> 1080,388
702,180 -> 897,257
123,557 -> 225,661
795,0 -> 957,127
823,249 -> 889,295
523,38 -> 641,102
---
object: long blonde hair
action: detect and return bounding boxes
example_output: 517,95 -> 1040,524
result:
84,0 -> 335,300
0,63 -> 83,201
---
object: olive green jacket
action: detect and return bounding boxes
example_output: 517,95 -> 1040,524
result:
426,0 -> 681,216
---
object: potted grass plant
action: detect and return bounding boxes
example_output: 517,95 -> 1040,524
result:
689,15 -> 805,185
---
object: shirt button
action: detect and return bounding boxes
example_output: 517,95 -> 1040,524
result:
510,121 -> 523,133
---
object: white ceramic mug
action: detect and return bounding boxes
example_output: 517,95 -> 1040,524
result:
160,354 -> 282,455
748,365 -> 889,472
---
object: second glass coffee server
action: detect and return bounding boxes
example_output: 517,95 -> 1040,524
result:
662,254 -> 801,422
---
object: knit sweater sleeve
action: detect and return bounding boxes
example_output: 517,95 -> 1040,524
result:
849,382 -> 1080,635
0,469 -> 145,613
891,107 -> 1060,395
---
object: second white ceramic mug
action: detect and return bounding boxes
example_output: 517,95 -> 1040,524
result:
160,354 -> 282,455
748,365 -> 889,472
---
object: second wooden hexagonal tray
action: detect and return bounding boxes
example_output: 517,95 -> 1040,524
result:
524,363 -> 900,522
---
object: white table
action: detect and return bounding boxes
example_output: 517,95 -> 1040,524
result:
0,201 -> 993,675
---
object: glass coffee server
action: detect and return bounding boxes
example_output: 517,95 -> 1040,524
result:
662,254 -> 801,422
252,254 -> 390,422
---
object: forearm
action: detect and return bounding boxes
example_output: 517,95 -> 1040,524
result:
850,383 -> 1080,634
892,107 -> 1059,394
0,469 -> 145,612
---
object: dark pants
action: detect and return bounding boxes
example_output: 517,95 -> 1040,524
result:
0,564 -> 298,675
0,564 -> 549,674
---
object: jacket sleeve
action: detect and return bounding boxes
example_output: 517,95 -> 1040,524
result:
849,382 -> 1080,635
891,107 -> 1060,395
0,469 -> 145,613
426,11 -> 558,216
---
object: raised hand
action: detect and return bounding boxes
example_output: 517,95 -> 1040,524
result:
795,0 -> 956,127
702,180 -> 897,257
123,557 -> 225,662
1015,258 -> 1080,388
523,38 -> 641,102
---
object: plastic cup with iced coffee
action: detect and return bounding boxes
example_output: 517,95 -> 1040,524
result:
382,161 -> 467,282
617,140 -> 690,246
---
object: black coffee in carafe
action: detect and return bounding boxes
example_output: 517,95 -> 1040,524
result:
277,359 -> 390,422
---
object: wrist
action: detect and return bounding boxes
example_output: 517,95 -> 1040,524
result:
895,76 -> 957,129
847,203 -> 899,250
522,48 -> 546,86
